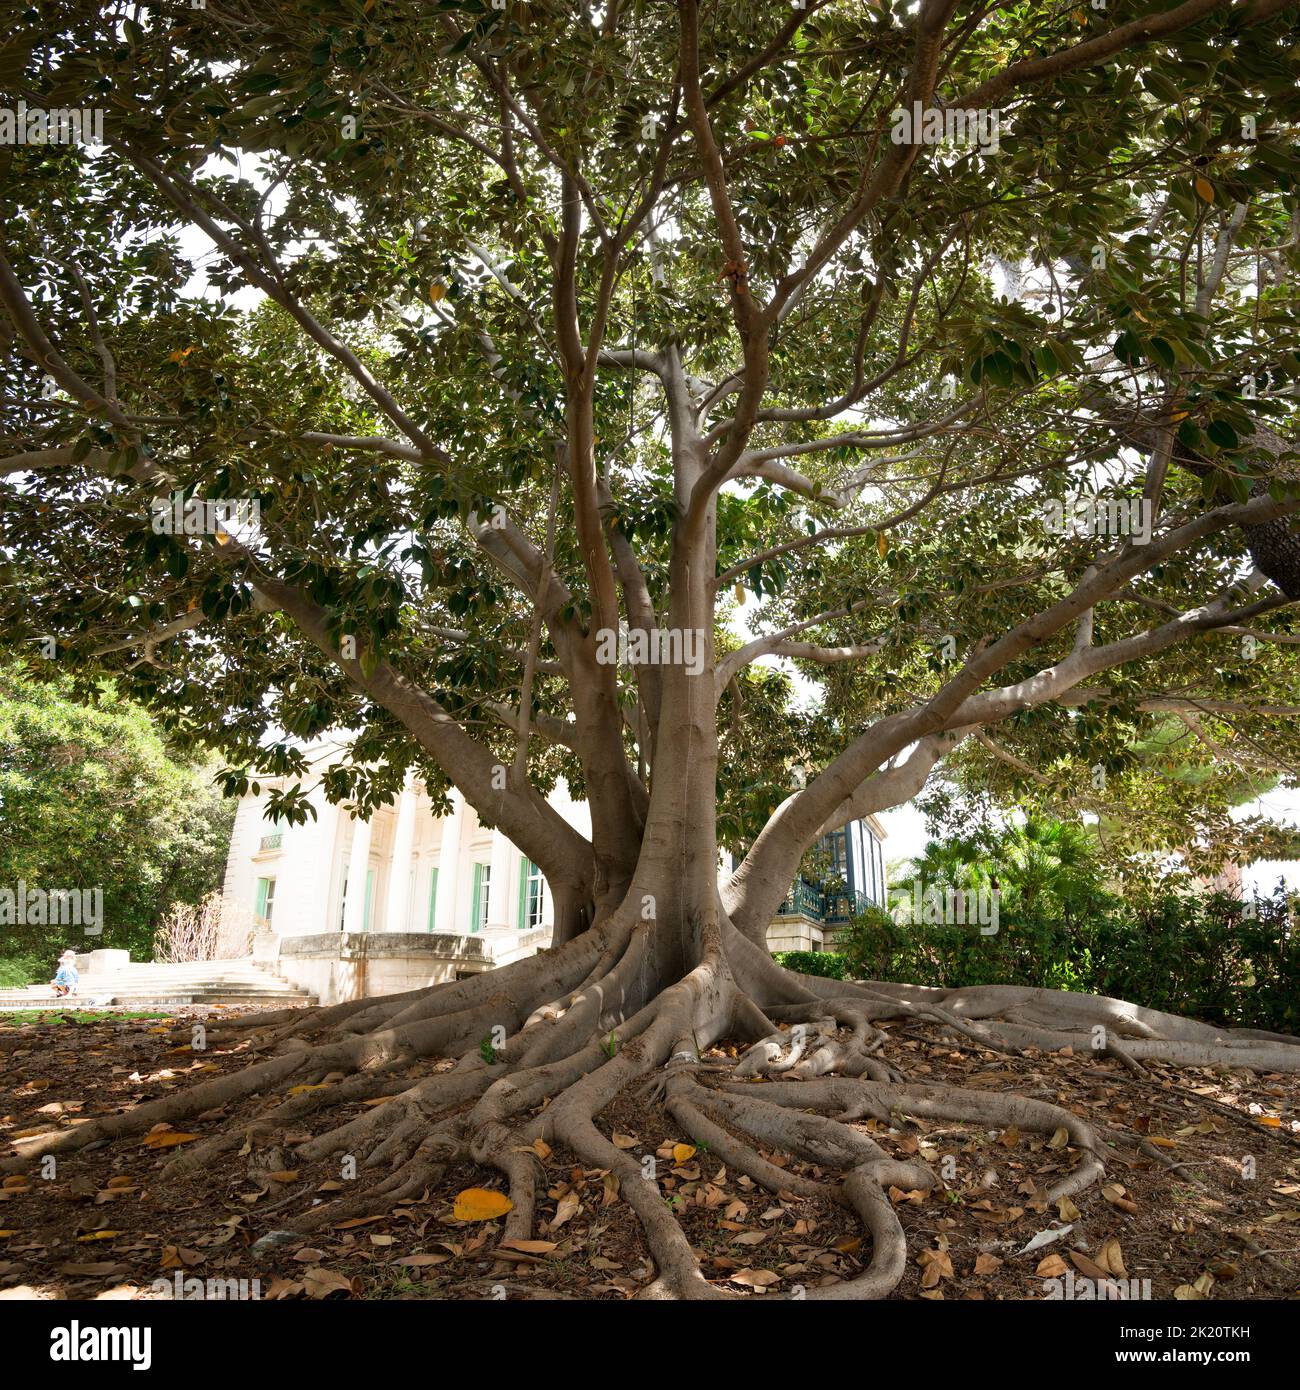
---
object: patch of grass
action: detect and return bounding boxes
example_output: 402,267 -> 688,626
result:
0,1009 -> 170,1026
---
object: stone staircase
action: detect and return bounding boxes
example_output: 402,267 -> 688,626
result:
0,956 -> 316,1010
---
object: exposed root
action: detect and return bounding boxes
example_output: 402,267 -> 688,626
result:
8,912 -> 1298,1300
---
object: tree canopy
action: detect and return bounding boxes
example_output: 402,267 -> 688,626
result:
1,0 -> 1298,936
3,0 -> 1300,1309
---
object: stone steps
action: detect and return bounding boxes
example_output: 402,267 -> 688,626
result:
0,958 -> 316,1010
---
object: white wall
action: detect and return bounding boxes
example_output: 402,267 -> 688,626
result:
225,777 -> 594,939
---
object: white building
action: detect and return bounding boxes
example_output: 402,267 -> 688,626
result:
221,758 -> 886,1003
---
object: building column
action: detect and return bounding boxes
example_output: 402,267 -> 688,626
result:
383,778 -> 417,933
282,786 -> 340,936
432,790 -> 465,934
487,828 -> 516,930
342,811 -> 373,934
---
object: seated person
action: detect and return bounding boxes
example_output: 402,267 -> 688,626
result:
50,951 -> 79,997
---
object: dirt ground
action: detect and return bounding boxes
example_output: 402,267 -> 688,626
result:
2,1004 -> 1297,1300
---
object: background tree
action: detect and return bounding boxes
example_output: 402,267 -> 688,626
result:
0,662 -> 235,978
897,817 -> 1106,919
2,0 -> 1300,1299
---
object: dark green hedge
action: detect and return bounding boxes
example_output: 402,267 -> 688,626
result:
778,887 -> 1298,1035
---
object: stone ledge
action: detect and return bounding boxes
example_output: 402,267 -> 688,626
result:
278,931 -> 495,961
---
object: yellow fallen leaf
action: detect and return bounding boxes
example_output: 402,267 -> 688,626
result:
611,1132 -> 639,1149
672,1143 -> 697,1164
1147,1136 -> 1178,1148
267,1170 -> 300,1183
302,1266 -> 357,1299
1258,1116 -> 1282,1128
0,1230 -> 18,1237
1097,1237 -> 1127,1278
76,1230 -> 123,1241
429,283 -> 446,303
452,1187 -> 513,1222
1068,1249 -> 1110,1282
1101,1182 -> 1138,1213
1194,176 -> 1215,204
141,1131 -> 199,1149
551,1191 -> 581,1229
287,1084 -> 329,1096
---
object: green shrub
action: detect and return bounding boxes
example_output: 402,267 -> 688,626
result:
836,886 -> 1297,1034
773,950 -> 847,980
0,953 -> 47,988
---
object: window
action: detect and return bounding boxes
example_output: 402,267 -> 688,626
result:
259,816 -> 287,853
518,858 -> 544,930
471,863 -> 490,932
850,823 -> 866,899
254,876 -> 276,928
427,866 -> 438,931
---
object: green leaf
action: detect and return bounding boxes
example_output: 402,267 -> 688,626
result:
1206,420 -> 1238,450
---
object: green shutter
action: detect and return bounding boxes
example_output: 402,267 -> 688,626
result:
427,867 -> 438,931
517,857 -> 529,930
471,862 -> 483,933
254,877 -> 270,921
363,868 -> 374,931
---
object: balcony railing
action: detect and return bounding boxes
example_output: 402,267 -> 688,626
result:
777,882 -> 873,924
259,833 -> 283,852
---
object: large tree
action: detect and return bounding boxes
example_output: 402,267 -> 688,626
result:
2,0 -> 1299,1298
